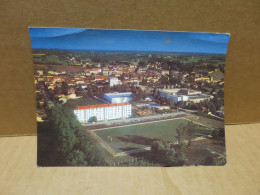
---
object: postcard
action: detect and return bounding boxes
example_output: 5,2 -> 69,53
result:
29,27 -> 230,166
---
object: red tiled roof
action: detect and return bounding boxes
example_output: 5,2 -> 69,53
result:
53,76 -> 63,79
73,102 -> 131,110
94,76 -> 108,80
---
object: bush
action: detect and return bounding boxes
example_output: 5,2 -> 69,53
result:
89,116 -> 97,123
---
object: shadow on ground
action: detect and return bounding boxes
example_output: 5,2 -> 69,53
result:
118,147 -> 140,151
116,135 -> 159,146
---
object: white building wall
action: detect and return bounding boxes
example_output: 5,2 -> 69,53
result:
182,96 -> 189,101
109,97 -> 131,103
74,104 -> 132,122
104,93 -> 132,103
109,78 -> 119,87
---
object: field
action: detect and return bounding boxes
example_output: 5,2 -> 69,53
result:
93,118 -> 214,154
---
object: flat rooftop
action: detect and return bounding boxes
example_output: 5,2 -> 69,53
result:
104,92 -> 132,98
160,88 -> 202,95
73,102 -> 131,110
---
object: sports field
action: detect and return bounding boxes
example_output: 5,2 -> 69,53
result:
93,118 -> 214,153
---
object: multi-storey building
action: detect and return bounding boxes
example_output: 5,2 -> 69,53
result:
73,102 -> 132,122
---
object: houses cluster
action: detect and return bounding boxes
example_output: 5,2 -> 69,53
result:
34,59 -> 224,122
182,69 -> 224,87
34,63 -> 169,99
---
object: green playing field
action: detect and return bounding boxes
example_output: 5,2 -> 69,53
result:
93,118 -> 213,153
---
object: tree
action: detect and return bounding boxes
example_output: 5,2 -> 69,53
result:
175,123 -> 187,152
151,140 -> 176,165
159,76 -> 169,85
212,94 -> 221,110
177,101 -> 184,108
142,77 -> 147,85
185,122 -> 196,148
45,55 -> 62,65
87,86 -> 93,97
150,140 -> 187,166
37,104 -> 106,166
175,122 -> 195,151
186,102 -> 197,110
54,86 -> 62,94
67,150 -> 85,166
169,77 -> 177,85
61,82 -> 69,94
89,116 -> 97,123
138,61 -> 146,68
211,128 -> 225,139
208,102 -> 216,114
168,98 -> 175,107
201,100 -> 217,114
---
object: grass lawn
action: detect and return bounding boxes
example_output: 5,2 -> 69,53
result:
94,118 -> 213,153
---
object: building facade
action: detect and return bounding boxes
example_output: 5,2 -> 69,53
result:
73,102 -> 132,122
156,88 -> 212,103
104,92 -> 132,103
109,77 -> 119,87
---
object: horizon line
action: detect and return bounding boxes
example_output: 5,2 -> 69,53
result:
32,48 -> 227,55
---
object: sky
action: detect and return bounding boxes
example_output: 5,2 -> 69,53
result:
29,27 -> 230,54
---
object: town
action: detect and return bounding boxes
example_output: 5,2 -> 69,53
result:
34,49 -> 224,123
35,49 -> 226,166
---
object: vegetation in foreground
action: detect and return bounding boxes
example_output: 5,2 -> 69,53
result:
37,105 -> 106,166
38,106 -> 225,166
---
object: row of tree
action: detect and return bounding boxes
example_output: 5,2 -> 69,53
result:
38,104 -> 106,166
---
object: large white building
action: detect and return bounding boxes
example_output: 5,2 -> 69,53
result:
156,88 -> 213,103
73,102 -> 132,122
104,92 -> 132,103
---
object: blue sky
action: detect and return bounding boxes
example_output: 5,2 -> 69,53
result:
29,27 -> 230,54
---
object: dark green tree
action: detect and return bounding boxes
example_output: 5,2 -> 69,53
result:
89,116 -> 97,123
185,122 -> 196,148
37,104 -> 106,166
175,123 -> 187,152
138,61 -> 146,68
168,98 -> 175,107
151,140 -> 176,165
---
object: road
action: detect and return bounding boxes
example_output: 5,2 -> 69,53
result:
39,81 -> 54,108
